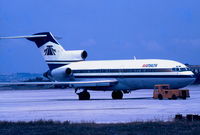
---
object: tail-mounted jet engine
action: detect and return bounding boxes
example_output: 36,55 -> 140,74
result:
65,50 -> 88,61
51,67 -> 73,81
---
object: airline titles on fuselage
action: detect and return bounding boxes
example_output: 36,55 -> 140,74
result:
142,64 -> 158,67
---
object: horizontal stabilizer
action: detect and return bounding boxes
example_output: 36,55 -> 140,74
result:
0,35 -> 47,39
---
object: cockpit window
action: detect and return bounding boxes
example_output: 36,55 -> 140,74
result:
180,68 -> 186,71
186,68 -> 190,71
181,68 -> 190,71
172,67 -> 190,72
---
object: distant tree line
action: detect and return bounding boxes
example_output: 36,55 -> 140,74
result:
24,77 -> 49,82
24,77 -> 68,88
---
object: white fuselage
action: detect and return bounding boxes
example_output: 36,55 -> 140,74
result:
51,59 -> 195,90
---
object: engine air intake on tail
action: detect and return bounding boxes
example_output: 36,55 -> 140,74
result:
65,50 -> 88,60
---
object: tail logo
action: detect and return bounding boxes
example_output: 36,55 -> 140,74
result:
44,45 -> 56,55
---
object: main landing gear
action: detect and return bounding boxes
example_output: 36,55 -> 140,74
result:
75,89 -> 90,100
112,91 -> 123,99
75,89 -> 125,100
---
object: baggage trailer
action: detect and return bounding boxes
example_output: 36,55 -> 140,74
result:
153,84 -> 190,100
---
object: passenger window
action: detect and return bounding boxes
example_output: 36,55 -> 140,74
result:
172,68 -> 179,71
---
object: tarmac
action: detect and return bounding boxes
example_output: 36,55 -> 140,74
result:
0,85 -> 200,123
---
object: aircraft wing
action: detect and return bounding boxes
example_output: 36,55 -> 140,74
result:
0,79 -> 118,88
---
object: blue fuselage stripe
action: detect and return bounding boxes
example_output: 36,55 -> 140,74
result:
74,75 -> 194,78
46,60 -> 81,62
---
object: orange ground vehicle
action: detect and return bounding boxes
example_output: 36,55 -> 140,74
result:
153,84 -> 190,100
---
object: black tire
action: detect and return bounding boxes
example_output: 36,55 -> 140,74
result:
112,91 -> 123,99
172,95 -> 177,100
158,94 -> 163,100
182,96 -> 187,100
78,91 -> 90,100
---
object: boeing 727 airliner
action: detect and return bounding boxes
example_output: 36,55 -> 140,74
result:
0,32 -> 195,100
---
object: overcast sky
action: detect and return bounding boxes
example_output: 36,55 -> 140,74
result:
0,0 -> 200,74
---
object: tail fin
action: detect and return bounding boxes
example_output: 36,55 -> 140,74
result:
0,32 -> 87,70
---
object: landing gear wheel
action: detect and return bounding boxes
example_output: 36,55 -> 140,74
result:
158,94 -> 163,100
182,96 -> 186,100
172,95 -> 177,100
78,91 -> 90,100
112,91 -> 123,99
